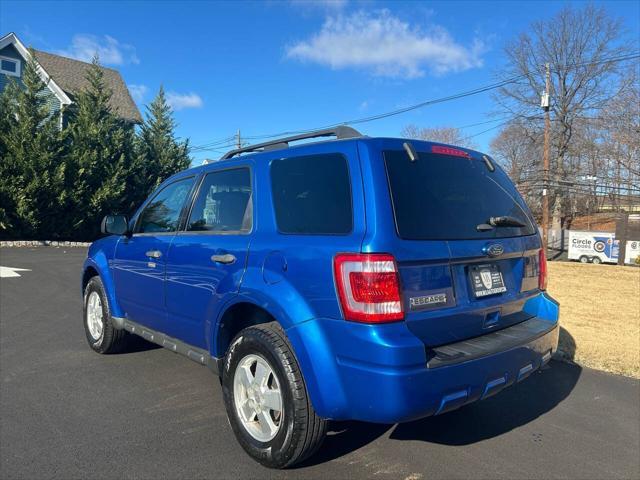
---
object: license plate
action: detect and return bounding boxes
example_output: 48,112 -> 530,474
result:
469,264 -> 507,298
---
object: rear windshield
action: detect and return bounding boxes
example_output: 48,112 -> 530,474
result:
384,150 -> 535,240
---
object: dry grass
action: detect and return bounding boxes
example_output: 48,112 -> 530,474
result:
548,262 -> 640,378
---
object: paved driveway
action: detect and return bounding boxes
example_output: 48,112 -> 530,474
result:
1,247 -> 638,479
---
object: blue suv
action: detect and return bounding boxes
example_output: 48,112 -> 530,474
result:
82,127 -> 559,468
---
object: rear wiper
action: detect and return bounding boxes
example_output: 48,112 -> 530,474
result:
476,216 -> 526,231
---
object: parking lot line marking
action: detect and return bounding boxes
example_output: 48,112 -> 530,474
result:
0,266 -> 32,278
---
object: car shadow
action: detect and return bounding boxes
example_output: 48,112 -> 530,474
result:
301,329 -> 581,466
390,359 -> 581,446
113,334 -> 162,354
556,326 -> 577,362
297,421 -> 394,467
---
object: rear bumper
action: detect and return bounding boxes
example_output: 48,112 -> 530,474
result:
286,292 -> 559,423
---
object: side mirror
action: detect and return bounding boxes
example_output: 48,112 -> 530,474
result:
101,215 -> 130,236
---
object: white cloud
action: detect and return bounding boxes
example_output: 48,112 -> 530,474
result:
285,9 -> 486,78
166,92 -> 203,111
128,84 -> 148,103
56,34 -> 139,65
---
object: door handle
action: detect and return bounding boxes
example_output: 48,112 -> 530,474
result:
145,250 -> 162,259
211,254 -> 236,265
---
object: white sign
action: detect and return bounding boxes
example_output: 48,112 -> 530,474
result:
625,240 -> 640,265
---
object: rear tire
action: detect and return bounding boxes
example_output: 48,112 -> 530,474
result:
579,256 -> 589,263
591,256 -> 602,264
222,323 -> 326,468
83,276 -> 127,353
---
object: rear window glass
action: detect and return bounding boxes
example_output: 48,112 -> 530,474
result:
384,150 -> 535,240
271,153 -> 352,234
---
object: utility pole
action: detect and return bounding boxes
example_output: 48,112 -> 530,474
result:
541,63 -> 551,254
236,129 -> 241,149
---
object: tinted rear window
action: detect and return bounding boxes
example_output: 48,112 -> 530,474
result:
384,150 -> 535,240
271,153 -> 352,234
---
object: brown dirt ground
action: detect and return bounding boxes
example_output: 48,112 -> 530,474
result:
548,261 -> 640,378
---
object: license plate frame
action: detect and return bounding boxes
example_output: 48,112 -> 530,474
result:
469,264 -> 507,298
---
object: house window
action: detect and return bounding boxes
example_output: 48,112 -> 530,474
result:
0,56 -> 21,77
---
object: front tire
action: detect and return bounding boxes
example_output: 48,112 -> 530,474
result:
222,323 -> 326,468
591,256 -> 602,264
83,276 -> 127,353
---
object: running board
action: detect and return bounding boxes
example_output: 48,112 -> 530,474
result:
112,316 -> 222,375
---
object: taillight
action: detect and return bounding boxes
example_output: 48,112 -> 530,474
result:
333,253 -> 404,323
431,145 -> 470,158
539,248 -> 548,290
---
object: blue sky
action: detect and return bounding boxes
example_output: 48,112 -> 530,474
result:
2,0 -> 639,163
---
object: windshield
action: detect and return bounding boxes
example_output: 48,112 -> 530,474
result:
384,150 -> 536,240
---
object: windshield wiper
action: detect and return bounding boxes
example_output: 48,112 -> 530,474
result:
489,216 -> 526,227
476,216 -> 526,232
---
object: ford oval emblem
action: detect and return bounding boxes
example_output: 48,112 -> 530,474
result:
485,244 -> 504,257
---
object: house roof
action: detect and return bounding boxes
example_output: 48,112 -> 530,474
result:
33,50 -> 142,123
1,32 -> 72,107
0,32 -> 142,124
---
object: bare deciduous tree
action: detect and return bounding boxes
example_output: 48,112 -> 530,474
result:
490,121 -> 543,213
400,124 -> 478,150
494,4 -> 636,227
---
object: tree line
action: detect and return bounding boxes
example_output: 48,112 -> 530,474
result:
0,50 -> 191,241
401,5 -> 639,228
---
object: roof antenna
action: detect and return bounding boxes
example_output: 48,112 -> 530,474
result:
403,142 -> 418,162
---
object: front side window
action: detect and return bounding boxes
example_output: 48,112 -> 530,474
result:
187,168 -> 252,233
0,57 -> 20,76
271,153 -> 353,235
136,177 -> 194,233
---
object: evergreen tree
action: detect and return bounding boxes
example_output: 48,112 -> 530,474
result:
64,56 -> 137,239
0,50 -> 65,238
0,56 -> 193,241
137,86 -> 191,196
0,87 -> 14,232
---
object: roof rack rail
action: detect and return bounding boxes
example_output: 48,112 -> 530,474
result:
220,126 -> 363,160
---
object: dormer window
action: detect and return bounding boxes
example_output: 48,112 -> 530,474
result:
0,56 -> 21,77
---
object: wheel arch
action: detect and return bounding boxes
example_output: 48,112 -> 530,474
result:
82,254 -> 124,318
213,301 -> 279,359
82,265 -> 99,292
212,298 -> 331,418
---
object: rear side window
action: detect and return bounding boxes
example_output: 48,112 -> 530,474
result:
271,153 -> 352,234
384,150 -> 535,240
188,168 -> 252,233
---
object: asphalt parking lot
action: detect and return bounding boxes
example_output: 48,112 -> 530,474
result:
1,247 -> 639,480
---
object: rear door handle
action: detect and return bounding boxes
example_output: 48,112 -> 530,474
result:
145,250 -> 162,259
211,254 -> 236,265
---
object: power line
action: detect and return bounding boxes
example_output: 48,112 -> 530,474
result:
548,51 -> 640,71
243,76 -> 528,142
517,179 -> 640,195
190,75 -> 528,151
244,50 -> 640,142
191,51 -> 640,152
191,135 -> 237,152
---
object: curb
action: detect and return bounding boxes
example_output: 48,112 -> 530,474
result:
0,240 -> 92,248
